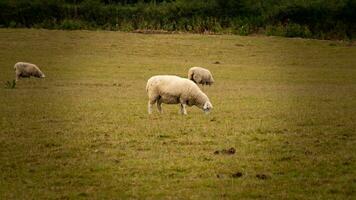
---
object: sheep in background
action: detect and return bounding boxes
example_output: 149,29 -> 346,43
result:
14,62 -> 45,82
146,75 -> 213,115
188,66 -> 214,86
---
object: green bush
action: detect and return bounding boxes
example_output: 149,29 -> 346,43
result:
0,0 -> 354,40
266,25 -> 285,36
238,24 -> 250,36
9,21 -> 17,28
266,23 -> 312,38
285,23 -> 312,38
58,19 -> 85,30
119,20 -> 134,32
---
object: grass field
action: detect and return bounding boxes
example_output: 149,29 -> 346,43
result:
0,28 -> 355,199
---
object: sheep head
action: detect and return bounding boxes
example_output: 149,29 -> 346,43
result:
203,101 -> 213,114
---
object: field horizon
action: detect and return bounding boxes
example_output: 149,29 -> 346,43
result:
0,28 -> 355,199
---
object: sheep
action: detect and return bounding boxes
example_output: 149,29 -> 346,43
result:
14,62 -> 45,82
146,75 -> 213,115
188,66 -> 214,86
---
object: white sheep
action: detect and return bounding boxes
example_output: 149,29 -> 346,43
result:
14,62 -> 45,82
188,66 -> 214,86
146,75 -> 213,115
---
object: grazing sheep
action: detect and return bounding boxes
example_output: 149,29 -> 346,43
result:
188,66 -> 214,86
146,75 -> 213,115
14,62 -> 45,82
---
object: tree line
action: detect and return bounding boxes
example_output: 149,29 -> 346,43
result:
0,0 -> 355,39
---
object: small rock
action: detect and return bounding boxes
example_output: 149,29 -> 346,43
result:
214,147 -> 236,155
232,172 -> 243,178
213,61 -> 221,64
78,192 -> 88,197
221,147 -> 236,155
256,174 -> 269,180
304,150 -> 313,155
227,147 -> 236,154
343,161 -> 351,166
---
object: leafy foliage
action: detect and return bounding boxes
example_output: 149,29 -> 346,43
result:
0,0 -> 354,39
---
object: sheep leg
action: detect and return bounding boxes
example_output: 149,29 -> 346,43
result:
148,100 -> 155,114
180,103 -> 187,115
157,101 -> 163,113
15,71 -> 20,82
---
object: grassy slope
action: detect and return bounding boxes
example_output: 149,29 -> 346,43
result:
0,29 -> 355,199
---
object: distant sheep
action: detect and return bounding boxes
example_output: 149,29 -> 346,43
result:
146,75 -> 213,115
188,66 -> 214,86
14,62 -> 45,82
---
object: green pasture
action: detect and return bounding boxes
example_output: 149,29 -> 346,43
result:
0,29 -> 355,199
